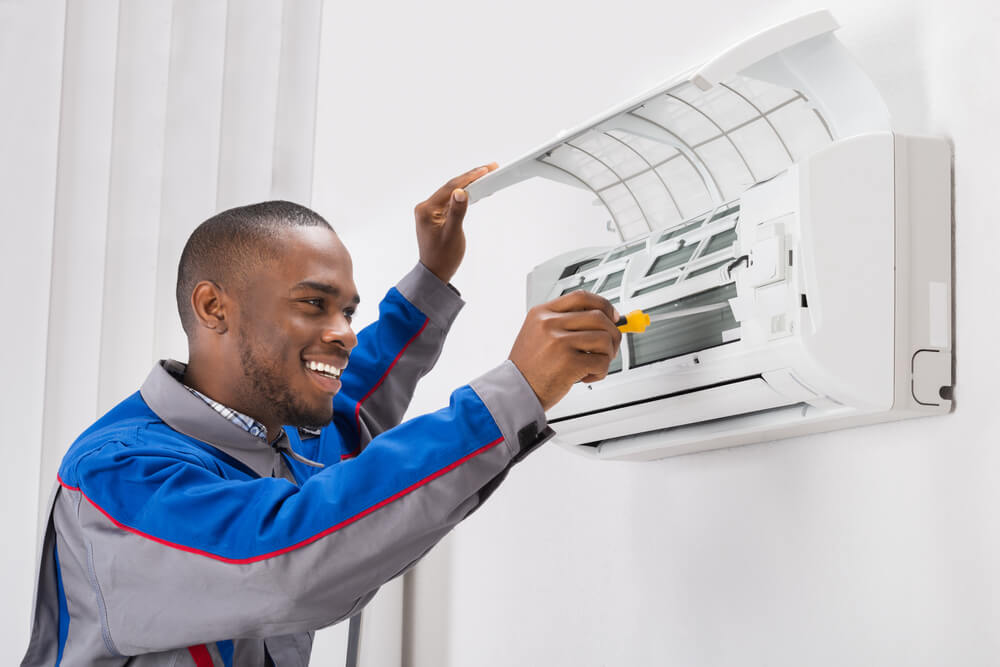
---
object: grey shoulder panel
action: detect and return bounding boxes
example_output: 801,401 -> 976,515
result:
469,361 -> 549,460
20,490 -> 60,667
354,263 -> 465,444
395,262 -> 465,331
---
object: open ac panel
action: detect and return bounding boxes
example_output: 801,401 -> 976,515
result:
466,11 -> 953,461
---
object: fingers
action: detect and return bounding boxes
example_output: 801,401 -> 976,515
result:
550,290 -> 619,322
529,297 -> 621,355
559,329 -> 619,358
579,354 -> 614,384
573,347 -> 615,385
542,309 -> 621,355
444,187 -> 469,231
509,291 -> 625,410
414,165 -> 495,284
553,308 -> 622,334
428,163 -> 498,206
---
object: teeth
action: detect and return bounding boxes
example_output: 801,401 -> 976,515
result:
306,360 -> 341,379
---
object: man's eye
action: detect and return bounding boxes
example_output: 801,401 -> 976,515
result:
303,298 -> 324,309
343,309 -> 355,323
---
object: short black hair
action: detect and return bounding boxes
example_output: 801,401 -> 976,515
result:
176,200 -> 333,336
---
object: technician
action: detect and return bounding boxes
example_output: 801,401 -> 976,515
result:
22,165 -> 622,666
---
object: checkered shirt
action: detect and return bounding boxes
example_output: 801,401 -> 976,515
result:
185,386 -> 269,441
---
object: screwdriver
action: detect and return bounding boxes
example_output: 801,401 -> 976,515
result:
615,303 -> 729,333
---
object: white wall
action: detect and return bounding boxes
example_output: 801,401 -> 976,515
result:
0,0 -> 65,659
311,0 -> 1000,665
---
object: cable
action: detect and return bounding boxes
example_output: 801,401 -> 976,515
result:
726,254 -> 750,278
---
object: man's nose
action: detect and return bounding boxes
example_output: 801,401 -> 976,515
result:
320,317 -> 357,351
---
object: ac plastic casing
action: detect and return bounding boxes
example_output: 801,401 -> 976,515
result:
466,11 -> 953,461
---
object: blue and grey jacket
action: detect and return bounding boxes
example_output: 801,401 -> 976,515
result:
22,264 -> 551,666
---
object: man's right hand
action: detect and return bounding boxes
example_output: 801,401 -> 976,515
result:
508,291 -> 623,411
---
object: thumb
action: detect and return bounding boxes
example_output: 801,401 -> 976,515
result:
445,188 -> 469,231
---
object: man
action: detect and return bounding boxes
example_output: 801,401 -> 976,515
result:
22,165 -> 621,666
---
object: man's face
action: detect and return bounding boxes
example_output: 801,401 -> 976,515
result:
230,225 -> 359,432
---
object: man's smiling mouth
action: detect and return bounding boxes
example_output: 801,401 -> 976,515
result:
305,360 -> 342,379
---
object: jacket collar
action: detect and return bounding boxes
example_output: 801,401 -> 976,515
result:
140,359 -> 279,478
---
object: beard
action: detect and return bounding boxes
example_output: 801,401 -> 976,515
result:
237,331 -> 334,432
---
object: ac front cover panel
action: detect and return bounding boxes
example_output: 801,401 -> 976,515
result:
464,11 -> 951,460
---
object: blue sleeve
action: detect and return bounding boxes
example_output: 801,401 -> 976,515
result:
323,263 -> 465,462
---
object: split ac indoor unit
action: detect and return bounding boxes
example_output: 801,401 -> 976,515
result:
466,10 -> 953,461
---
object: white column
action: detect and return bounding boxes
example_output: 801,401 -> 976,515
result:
97,0 -> 175,412
37,0 -> 121,533
0,0 -> 67,660
153,0 -> 229,364
359,578 -> 406,667
215,0 -> 284,211
272,0 -> 325,204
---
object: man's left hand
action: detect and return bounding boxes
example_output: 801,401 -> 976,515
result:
414,163 -> 498,283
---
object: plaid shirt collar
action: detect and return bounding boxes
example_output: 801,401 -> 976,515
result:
165,361 -> 323,446
182,385 -> 324,467
184,386 -> 270,441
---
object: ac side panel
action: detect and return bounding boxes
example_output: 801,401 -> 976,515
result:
795,133 -> 895,411
894,135 -> 953,412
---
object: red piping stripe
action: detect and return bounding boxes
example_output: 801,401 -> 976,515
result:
57,435 -> 504,565
187,644 -> 213,667
351,317 -> 430,453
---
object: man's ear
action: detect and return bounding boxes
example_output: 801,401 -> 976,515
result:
191,280 -> 229,334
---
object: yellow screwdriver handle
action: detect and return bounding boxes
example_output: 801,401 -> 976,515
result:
616,310 -> 651,333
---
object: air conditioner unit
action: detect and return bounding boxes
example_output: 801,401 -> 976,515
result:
466,11 -> 953,461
